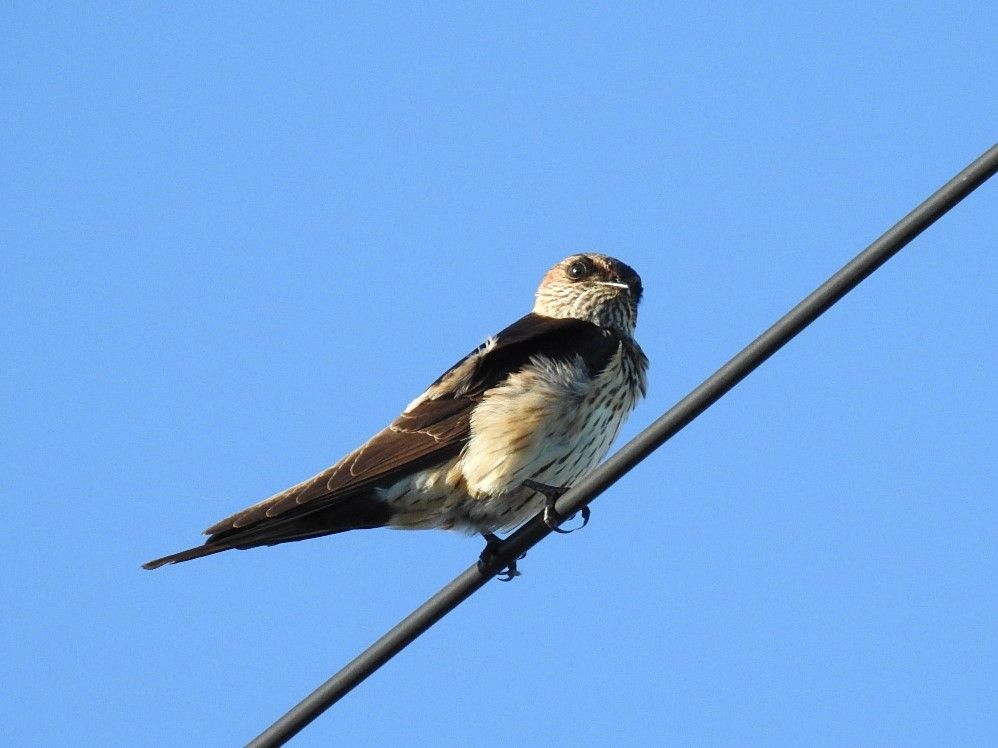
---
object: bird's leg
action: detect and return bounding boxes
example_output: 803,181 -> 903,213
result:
478,532 -> 524,581
522,479 -> 591,534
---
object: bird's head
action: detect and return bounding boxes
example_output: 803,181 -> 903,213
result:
533,253 -> 643,336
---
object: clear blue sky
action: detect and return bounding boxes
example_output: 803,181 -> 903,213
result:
4,3 -> 997,745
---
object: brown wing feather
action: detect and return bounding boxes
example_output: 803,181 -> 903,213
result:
204,396 -> 472,535
144,313 -> 624,568
202,315 -> 618,539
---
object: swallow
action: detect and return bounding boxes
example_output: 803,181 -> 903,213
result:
144,254 -> 647,576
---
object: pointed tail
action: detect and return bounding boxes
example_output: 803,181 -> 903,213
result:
142,493 -> 392,569
142,543 -> 233,569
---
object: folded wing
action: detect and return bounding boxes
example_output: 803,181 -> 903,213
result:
143,313 -> 618,568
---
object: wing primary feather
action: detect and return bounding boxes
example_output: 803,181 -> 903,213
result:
143,312 -> 622,568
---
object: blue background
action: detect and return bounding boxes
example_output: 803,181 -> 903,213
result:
4,3 -> 997,745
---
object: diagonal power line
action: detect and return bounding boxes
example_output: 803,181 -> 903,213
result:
247,142 -> 998,747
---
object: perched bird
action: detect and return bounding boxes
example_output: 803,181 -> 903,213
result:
143,253 -> 647,574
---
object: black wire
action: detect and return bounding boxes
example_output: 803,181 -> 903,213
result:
246,142 -> 998,748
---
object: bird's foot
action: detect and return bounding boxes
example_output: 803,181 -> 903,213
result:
522,479 -> 591,534
478,532 -> 524,581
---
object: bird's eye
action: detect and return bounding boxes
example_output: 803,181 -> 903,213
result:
566,260 -> 590,280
